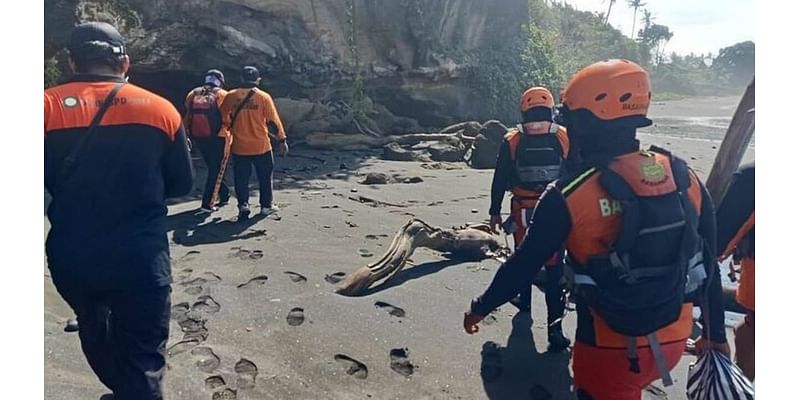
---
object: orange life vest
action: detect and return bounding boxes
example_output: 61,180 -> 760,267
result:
561,149 -> 703,349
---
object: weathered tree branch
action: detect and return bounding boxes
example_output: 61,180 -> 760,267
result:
706,77 -> 755,205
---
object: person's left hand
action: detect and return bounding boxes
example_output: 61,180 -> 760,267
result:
463,311 -> 485,334
278,141 -> 289,156
693,337 -> 732,359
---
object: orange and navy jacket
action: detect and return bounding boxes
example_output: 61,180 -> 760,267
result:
489,122 -> 569,215
218,83 -> 286,156
183,85 -> 229,137
716,163 -> 755,311
44,74 -> 194,290
474,149 -> 727,347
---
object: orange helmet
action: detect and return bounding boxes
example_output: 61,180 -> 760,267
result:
561,59 -> 651,124
520,87 -> 555,112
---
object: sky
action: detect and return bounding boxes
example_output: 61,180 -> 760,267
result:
564,0 -> 755,56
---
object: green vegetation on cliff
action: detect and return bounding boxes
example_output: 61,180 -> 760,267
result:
469,0 -> 754,119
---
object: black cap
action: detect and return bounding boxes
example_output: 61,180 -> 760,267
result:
69,22 -> 126,60
241,66 -> 260,82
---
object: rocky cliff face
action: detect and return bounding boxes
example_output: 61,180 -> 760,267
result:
45,0 -> 527,139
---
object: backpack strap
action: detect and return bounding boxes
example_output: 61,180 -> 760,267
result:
230,88 -> 257,132
58,82 -> 126,195
646,333 -> 674,386
598,168 -> 640,282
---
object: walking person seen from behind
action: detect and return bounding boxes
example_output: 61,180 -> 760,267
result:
219,66 -> 288,220
44,22 -> 194,400
183,69 -> 231,213
463,59 -> 729,400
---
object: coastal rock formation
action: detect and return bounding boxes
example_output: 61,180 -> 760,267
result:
45,0 -> 528,139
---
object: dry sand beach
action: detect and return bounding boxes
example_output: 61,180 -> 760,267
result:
44,95 -> 754,400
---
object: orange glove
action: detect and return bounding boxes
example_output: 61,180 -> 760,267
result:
463,311 -> 485,334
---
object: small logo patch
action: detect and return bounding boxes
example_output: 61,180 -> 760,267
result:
63,97 -> 79,108
640,158 -> 668,185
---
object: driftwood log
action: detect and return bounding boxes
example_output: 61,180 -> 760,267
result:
305,132 -> 469,151
705,77 -> 755,204
335,219 -> 507,296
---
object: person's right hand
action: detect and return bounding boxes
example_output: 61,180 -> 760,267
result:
278,141 -> 289,157
489,215 -> 503,234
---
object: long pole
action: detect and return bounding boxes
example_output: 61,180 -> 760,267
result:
705,77 -> 755,205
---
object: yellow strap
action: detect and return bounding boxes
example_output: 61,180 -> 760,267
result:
562,167 -> 597,194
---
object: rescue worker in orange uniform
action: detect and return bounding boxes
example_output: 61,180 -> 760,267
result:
488,86 -> 571,352
715,162 -> 755,380
183,69 -> 230,212
219,66 -> 288,219
45,22 -> 194,399
464,59 -> 728,400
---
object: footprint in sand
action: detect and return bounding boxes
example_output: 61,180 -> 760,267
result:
178,316 -> 209,341
286,308 -> 305,326
205,375 -> 226,390
365,234 -> 389,240
166,338 -> 199,357
530,384 -> 552,400
229,247 -> 264,260
234,358 -> 258,389
211,388 -> 237,400
180,250 -> 201,262
171,302 -> 190,319
177,268 -> 193,280
180,277 -> 208,286
334,354 -> 368,379
192,295 -> 221,314
480,309 -> 500,326
191,346 -> 220,373
480,342 -> 504,383
374,301 -> 406,318
324,272 -> 346,284
201,272 -> 222,282
389,348 -> 416,377
185,286 -> 204,295
237,275 -> 269,289
358,249 -> 374,258
284,271 -> 307,283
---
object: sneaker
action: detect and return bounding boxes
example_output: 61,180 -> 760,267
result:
547,323 -> 571,353
260,205 -> 279,216
238,204 -> 250,220
198,206 -> 217,214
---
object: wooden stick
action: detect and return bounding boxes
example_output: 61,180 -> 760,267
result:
705,78 -> 755,205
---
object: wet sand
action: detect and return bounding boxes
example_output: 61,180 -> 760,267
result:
44,96 -> 754,400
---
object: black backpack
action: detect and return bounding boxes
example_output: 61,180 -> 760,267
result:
513,123 -> 564,192
568,147 -> 709,386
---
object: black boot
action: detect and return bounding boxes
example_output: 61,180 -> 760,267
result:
547,321 -> 571,353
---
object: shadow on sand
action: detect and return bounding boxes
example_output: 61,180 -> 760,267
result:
167,209 -> 271,247
481,312 -> 575,400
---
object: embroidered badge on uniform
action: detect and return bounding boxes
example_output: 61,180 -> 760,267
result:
640,157 -> 668,185
63,97 -> 79,108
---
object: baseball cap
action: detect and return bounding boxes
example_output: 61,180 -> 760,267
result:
205,69 -> 225,87
241,66 -> 260,82
69,22 -> 126,60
